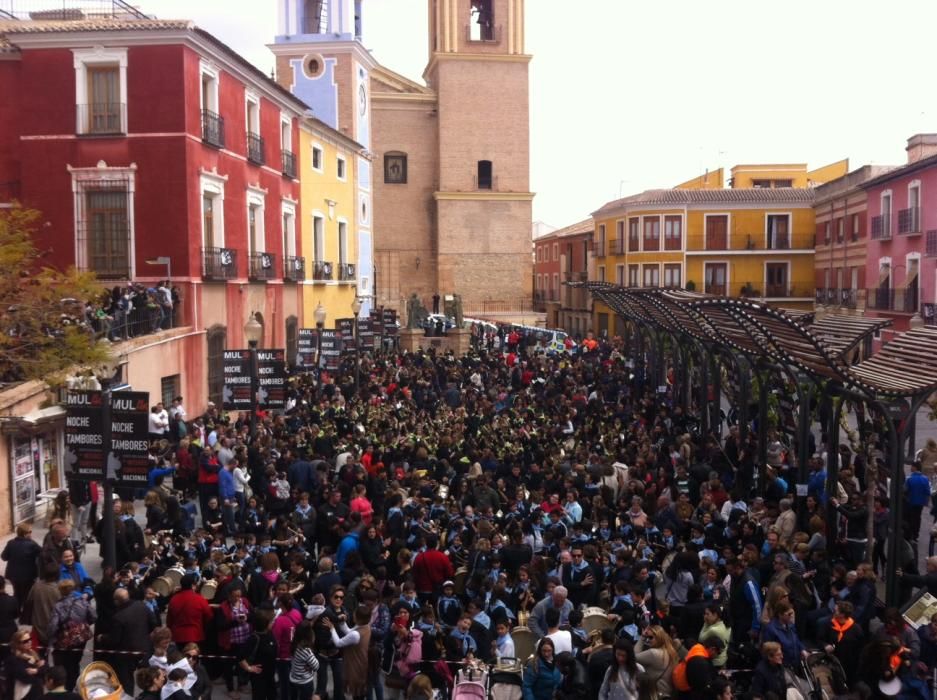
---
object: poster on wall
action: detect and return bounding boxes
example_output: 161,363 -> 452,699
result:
12,439 -> 35,524
256,349 -> 287,409
296,329 -> 318,370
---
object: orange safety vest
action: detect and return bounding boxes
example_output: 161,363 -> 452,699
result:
672,643 -> 709,693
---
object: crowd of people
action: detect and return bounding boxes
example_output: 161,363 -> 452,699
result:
1,335 -> 936,700
63,280 -> 180,343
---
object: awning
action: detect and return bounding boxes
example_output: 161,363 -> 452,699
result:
0,405 -> 66,434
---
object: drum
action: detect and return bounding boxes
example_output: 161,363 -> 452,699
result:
199,579 -> 218,600
164,567 -> 184,588
510,627 -> 537,665
583,608 -> 613,634
151,576 -> 172,598
454,567 -> 468,595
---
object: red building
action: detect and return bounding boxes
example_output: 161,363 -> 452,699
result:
0,14 -> 307,409
534,219 -> 593,334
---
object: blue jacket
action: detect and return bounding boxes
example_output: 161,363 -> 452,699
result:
218,467 -> 236,501
522,658 -> 561,700
807,469 -> 828,503
761,618 -> 805,666
335,531 -> 360,569
907,472 -> 931,507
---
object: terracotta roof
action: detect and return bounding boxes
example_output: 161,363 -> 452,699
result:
593,187 -> 816,216
538,218 -> 593,241
0,18 -> 192,33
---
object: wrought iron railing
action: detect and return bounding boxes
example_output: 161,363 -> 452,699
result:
865,287 -> 918,312
0,0 -> 150,20
281,150 -> 297,179
870,215 -> 891,240
338,263 -> 356,281
898,207 -> 921,235
283,255 -> 305,282
202,247 -> 237,280
201,109 -> 225,148
594,241 -> 605,257
249,252 -> 276,281
313,261 -> 333,281
247,132 -> 265,165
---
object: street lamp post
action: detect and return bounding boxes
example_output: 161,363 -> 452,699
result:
314,302 -> 327,400
244,313 -> 263,438
94,357 -> 119,570
351,297 -> 362,395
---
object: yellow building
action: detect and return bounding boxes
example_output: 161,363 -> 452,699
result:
299,117 -> 368,326
591,187 -> 818,336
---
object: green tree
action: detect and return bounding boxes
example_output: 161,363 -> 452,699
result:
0,207 -> 110,383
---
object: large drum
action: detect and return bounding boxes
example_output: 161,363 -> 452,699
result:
151,576 -> 173,598
510,627 -> 537,664
583,607 -> 613,634
454,567 -> 468,595
199,579 -> 218,600
163,567 -> 184,589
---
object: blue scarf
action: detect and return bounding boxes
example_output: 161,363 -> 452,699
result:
416,619 -> 437,635
473,611 -> 491,630
496,632 -> 512,652
450,628 -> 477,655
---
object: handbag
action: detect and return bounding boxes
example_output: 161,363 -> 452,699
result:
54,599 -> 92,649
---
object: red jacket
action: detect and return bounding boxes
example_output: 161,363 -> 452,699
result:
167,589 -> 213,643
412,549 -> 454,594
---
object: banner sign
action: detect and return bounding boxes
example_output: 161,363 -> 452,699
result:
65,391 -> 105,480
256,349 -> 287,409
222,350 -> 253,410
336,318 -> 355,344
319,330 -> 343,371
109,391 -> 150,484
358,316 -> 375,349
383,309 -> 398,335
296,329 -> 318,370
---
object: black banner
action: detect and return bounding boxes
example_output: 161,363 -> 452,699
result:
256,349 -> 287,409
358,316 -> 375,349
222,349 -> 253,410
383,309 -> 397,335
64,391 -> 105,480
296,329 -> 318,370
336,318 -> 355,344
109,391 -> 150,484
319,330 -> 343,371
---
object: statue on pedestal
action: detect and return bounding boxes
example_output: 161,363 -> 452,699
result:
406,293 -> 428,329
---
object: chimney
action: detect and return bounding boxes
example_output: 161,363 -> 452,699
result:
906,133 -> 937,164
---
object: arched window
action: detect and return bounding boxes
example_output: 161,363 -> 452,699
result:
384,152 -> 407,184
206,325 -> 227,407
477,160 -> 492,189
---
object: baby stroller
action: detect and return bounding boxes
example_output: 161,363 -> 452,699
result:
78,662 -> 122,700
802,651 -> 853,700
452,664 -> 487,700
490,658 -> 523,700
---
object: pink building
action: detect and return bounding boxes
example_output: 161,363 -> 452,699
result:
862,134 -> 937,334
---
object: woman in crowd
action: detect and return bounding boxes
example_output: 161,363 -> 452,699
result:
598,639 -> 642,700
634,625 -> 677,700
288,621 -> 320,700
46,579 -> 95,691
4,628 -> 45,700
523,638 -> 562,700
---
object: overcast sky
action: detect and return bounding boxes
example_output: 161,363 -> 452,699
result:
149,0 -> 937,229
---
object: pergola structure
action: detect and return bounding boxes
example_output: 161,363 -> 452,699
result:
575,282 -> 937,605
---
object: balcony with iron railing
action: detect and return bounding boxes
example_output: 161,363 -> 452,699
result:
870,215 -> 891,240
281,150 -> 297,179
76,102 -> 125,135
283,255 -> 305,282
927,230 -> 937,256
248,252 -> 276,281
247,132 -> 265,165
465,23 -> 502,43
610,239 -> 626,255
865,287 -> 918,313
898,207 -> 921,235
738,280 -> 815,299
0,0 -> 151,20
338,262 -> 356,281
473,174 -> 498,190
202,247 -> 237,280
685,232 -> 815,251
594,241 -> 605,257
312,261 -> 333,281
201,109 -> 225,148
